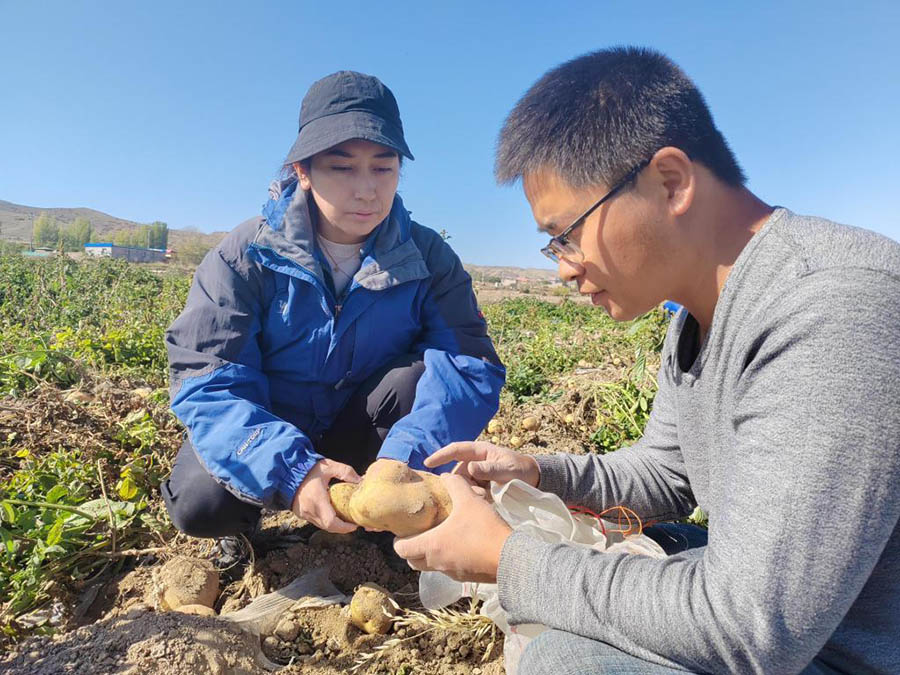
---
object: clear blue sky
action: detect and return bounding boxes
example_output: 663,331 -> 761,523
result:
2,1 -> 898,268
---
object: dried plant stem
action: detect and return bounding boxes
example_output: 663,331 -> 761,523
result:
82,546 -> 169,559
96,460 -> 118,554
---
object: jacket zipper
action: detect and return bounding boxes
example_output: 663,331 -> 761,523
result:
251,244 -> 343,318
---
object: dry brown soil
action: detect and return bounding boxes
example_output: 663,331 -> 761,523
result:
0,509 -> 506,675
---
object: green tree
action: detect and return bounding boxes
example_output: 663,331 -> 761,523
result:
112,227 -> 149,247
32,212 -> 60,248
112,229 -> 132,246
176,227 -> 213,265
62,217 -> 93,251
147,221 -> 168,249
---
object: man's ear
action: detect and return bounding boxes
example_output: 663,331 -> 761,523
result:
294,161 -> 312,191
649,147 -> 694,217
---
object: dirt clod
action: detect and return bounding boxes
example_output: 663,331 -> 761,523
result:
274,617 -> 300,641
0,611 -> 266,675
174,604 -> 217,617
156,556 -> 219,610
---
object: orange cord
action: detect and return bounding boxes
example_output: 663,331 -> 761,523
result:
568,504 -> 645,536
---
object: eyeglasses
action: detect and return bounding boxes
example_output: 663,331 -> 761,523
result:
540,160 -> 650,264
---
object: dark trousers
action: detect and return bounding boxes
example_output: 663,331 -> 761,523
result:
642,522 -> 709,555
162,353 -> 425,538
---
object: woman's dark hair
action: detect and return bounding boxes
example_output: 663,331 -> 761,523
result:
495,46 -> 746,188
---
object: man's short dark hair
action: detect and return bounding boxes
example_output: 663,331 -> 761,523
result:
495,46 -> 746,189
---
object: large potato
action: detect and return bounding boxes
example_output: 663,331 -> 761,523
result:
328,460 -> 451,537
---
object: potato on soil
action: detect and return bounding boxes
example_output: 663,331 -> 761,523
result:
349,582 -> 398,635
486,419 -> 503,434
328,460 -> 451,537
157,556 -> 219,610
521,416 -> 540,432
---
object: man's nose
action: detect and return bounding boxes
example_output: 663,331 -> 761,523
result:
557,257 -> 582,282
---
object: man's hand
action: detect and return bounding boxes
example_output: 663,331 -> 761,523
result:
393,473 -> 512,583
291,459 -> 361,533
426,441 -> 540,489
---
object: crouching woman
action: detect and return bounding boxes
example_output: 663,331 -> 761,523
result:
161,71 -> 504,540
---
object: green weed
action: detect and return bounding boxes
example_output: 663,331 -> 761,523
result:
0,254 -> 185,636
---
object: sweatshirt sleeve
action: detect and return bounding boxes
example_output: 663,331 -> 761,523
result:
166,243 -> 322,509
377,231 -> 505,470
497,270 -> 900,673
533,316 -> 696,523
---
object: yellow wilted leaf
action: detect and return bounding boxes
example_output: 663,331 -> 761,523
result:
117,476 -> 138,500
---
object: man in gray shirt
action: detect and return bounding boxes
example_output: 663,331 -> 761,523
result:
394,47 -> 900,674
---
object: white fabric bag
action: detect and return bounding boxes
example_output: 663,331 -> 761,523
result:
418,479 -> 666,674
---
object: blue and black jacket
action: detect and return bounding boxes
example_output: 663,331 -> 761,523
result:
166,178 -> 505,509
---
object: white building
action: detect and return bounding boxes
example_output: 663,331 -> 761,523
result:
84,243 -> 166,263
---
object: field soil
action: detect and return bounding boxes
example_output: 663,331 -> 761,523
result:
1,259 -> 665,675
1,507 -> 505,675
0,380 -> 613,675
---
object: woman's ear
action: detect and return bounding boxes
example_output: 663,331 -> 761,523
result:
294,161 -> 312,191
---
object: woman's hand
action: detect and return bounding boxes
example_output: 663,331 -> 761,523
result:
291,458 -> 361,533
425,441 -> 540,489
393,473 -> 512,583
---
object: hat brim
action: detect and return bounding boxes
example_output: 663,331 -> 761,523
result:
284,110 -> 414,164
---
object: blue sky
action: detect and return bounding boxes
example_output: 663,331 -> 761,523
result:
1,1 -> 898,268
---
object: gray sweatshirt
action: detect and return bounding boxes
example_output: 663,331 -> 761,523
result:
497,209 -> 900,674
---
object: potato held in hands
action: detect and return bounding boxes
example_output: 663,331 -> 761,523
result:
329,459 -> 452,537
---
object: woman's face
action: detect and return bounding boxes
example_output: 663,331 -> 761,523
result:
295,139 -> 400,244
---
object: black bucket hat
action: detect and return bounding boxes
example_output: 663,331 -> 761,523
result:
285,71 -> 414,164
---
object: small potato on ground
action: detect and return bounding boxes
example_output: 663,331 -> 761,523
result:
349,582 -> 399,635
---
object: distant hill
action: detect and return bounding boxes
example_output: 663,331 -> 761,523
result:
464,264 -> 558,283
1,199 -> 561,280
0,199 -> 226,251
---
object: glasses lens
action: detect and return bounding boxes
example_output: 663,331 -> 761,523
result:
541,243 -> 560,263
549,238 -> 583,264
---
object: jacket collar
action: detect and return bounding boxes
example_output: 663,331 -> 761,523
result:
254,178 -> 428,291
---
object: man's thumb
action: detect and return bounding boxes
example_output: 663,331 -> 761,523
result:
441,472 -> 479,501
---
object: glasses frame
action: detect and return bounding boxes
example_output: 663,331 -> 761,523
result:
540,160 -> 650,264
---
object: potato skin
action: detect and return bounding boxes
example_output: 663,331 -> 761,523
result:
349,582 -> 398,634
328,481 -> 359,524
328,460 -> 451,537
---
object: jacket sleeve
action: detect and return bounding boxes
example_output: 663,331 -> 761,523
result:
532,315 -> 697,522
166,241 -> 322,509
377,232 -> 505,471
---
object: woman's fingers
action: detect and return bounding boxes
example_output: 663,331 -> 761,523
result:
311,498 -> 358,533
321,459 -> 362,483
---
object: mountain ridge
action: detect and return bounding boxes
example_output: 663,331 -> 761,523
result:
0,199 -> 226,249
0,199 -> 558,279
